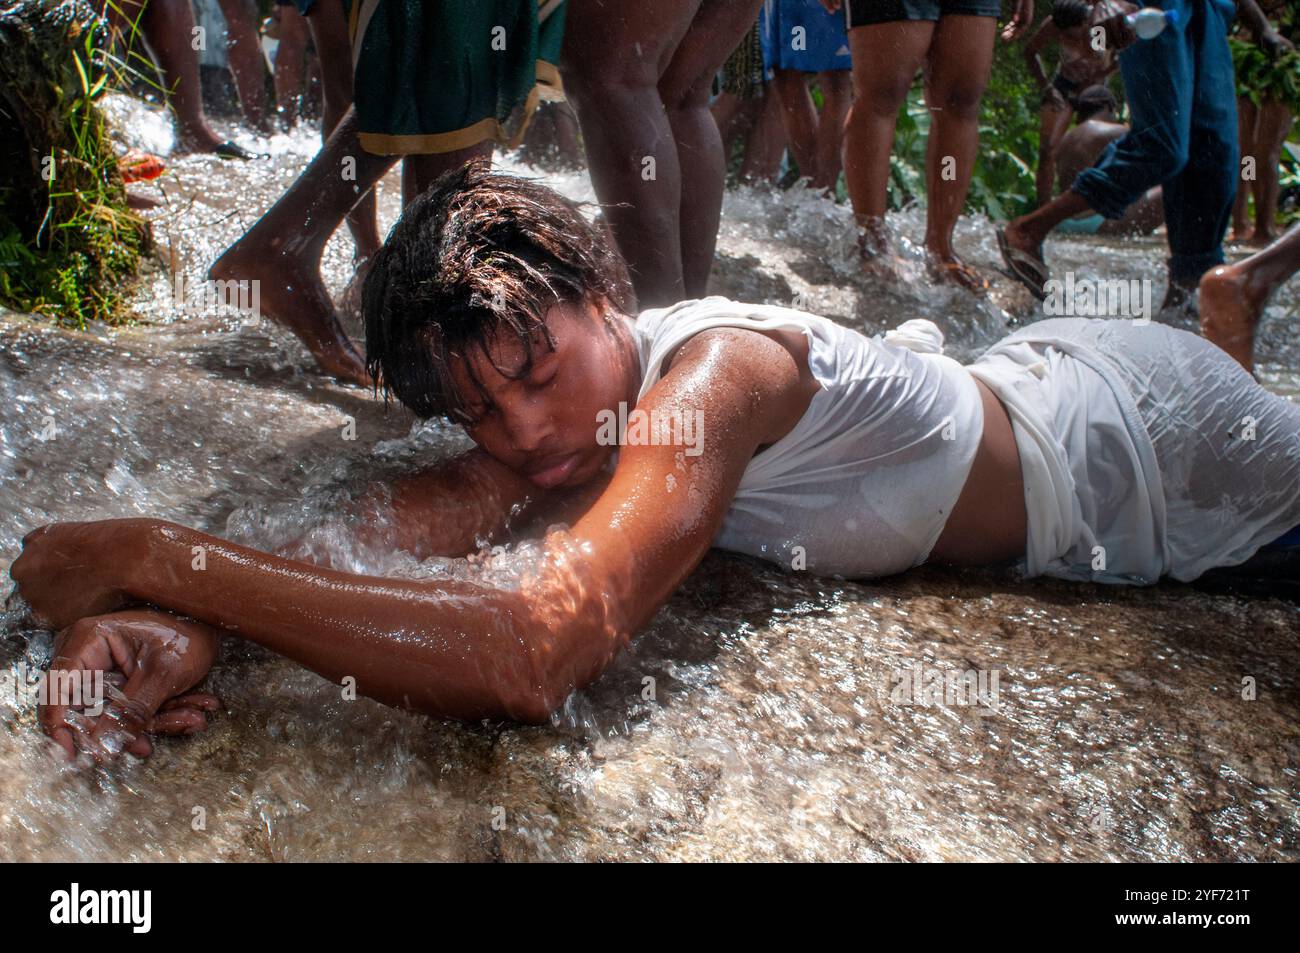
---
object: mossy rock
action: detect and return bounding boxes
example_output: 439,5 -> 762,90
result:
0,0 -> 150,328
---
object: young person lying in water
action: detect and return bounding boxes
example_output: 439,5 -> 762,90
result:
12,162 -> 1300,760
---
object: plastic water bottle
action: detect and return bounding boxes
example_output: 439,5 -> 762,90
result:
1125,6 -> 1180,40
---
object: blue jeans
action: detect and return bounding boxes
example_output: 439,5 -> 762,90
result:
1071,0 -> 1239,285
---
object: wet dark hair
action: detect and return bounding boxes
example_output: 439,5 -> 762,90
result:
1075,85 -> 1117,121
362,160 -> 633,422
1051,0 -> 1091,29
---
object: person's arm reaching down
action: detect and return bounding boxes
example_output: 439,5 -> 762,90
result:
1237,0 -> 1296,56
1023,18 -> 1056,90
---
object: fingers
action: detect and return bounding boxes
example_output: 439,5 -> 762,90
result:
45,725 -> 78,760
148,707 -> 210,736
159,691 -> 222,712
39,618 -> 121,751
150,691 -> 222,736
87,660 -> 172,759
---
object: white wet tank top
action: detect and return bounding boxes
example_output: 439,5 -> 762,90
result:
631,297 -> 984,578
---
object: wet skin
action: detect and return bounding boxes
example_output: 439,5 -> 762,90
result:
106,1 -> 229,155
12,299 -> 1027,754
38,610 -> 222,761
1023,15 -> 1117,205
1200,221 -> 1300,373
561,0 -> 767,307
1055,115 -> 1164,236
836,0 -> 1034,291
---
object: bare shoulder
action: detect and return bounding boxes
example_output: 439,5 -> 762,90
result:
658,325 -> 820,448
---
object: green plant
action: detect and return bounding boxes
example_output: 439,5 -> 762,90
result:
0,0 -> 151,328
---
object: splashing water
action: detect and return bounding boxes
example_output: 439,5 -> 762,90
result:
0,93 -> 1297,861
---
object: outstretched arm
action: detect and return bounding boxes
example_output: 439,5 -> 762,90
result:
341,445 -> 611,561
11,329 -> 804,722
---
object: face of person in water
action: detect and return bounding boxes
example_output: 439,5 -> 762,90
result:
447,297 -> 637,490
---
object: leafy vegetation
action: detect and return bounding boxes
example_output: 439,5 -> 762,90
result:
0,0 -> 150,328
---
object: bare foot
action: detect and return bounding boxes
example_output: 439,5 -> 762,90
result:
209,241 -> 372,387
858,219 -> 905,282
1001,218 -> 1045,266
926,250 -> 988,295
173,128 -> 229,156
1247,228 -> 1277,248
1200,264 -> 1267,373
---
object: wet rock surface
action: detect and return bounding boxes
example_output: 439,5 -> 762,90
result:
1,94 -> 1296,861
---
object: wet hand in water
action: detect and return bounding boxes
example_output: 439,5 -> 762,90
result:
8,520 -> 151,630
39,610 -> 222,761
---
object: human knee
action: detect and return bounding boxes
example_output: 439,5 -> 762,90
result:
853,73 -> 912,117
659,65 -> 717,114
564,58 -> 662,110
927,80 -> 985,122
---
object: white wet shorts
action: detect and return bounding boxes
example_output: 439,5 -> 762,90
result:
967,318 -> 1300,584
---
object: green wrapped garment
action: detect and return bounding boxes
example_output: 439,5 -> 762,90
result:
1230,12 -> 1300,115
347,0 -> 566,156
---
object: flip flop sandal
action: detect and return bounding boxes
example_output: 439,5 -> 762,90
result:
213,140 -> 269,161
996,227 -> 1049,301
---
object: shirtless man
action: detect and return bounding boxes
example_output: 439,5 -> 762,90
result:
1023,0 -> 1117,205
1053,86 -> 1163,236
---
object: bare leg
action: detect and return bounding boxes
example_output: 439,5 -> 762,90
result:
1035,100 -> 1072,206
772,69 -> 820,182
714,91 -> 763,174
401,142 -> 496,207
1002,188 -> 1092,263
562,0 -> 700,308
106,0 -> 227,153
1231,96 -> 1256,241
921,14 -> 997,292
216,0 -> 272,133
306,0 -> 380,262
812,70 -> 850,192
1098,186 -> 1164,236
1249,100 -> 1295,246
712,90 -> 746,147
208,109 -> 396,384
842,20 -> 932,268
738,85 -> 787,184
1200,222 -> 1300,372
273,4 -> 309,121
659,0 -> 765,298
551,100 -> 584,167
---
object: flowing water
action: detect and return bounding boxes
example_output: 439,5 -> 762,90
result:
1,93 -> 1297,861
